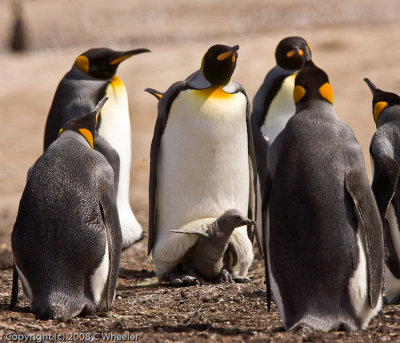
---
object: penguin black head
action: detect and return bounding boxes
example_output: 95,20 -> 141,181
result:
201,44 -> 239,86
293,60 -> 333,106
58,97 -> 108,148
75,47 -> 150,79
364,78 -> 400,124
275,36 -> 312,70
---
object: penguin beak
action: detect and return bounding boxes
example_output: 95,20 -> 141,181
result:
363,78 -> 378,94
241,219 -> 256,226
110,48 -> 151,65
217,45 -> 240,61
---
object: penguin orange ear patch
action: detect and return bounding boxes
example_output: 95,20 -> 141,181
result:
294,85 -> 306,104
75,55 -> 89,74
373,101 -> 388,122
217,50 -> 234,61
78,128 -> 94,149
58,128 -> 63,136
286,50 -> 296,58
319,82 -> 333,104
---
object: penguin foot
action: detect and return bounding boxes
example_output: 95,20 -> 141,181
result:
168,272 -> 201,287
187,268 -> 205,285
233,276 -> 250,283
217,268 -> 235,283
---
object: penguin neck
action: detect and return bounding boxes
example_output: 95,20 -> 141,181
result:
295,99 -> 337,119
59,130 -> 91,148
70,64 -> 112,82
376,105 -> 400,128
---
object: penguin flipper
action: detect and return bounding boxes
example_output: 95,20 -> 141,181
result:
262,172 -> 272,312
98,165 -> 122,310
148,81 -> 188,255
246,96 -> 258,244
370,152 -> 400,278
94,135 -> 120,193
345,167 -> 384,309
10,264 -> 19,310
169,230 -> 209,238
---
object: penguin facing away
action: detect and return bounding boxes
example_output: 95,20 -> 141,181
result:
364,78 -> 400,304
170,209 -> 256,285
250,36 -> 312,254
265,60 -> 383,331
148,44 -> 257,286
11,98 -> 122,320
43,47 -> 150,249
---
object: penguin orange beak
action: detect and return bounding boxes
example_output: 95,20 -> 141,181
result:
110,48 -> 151,65
217,45 -> 239,61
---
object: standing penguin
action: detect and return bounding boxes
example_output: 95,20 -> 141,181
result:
44,47 -> 150,249
364,78 -> 400,304
148,44 -> 257,286
265,60 -> 383,331
251,37 -> 311,252
11,99 -> 122,320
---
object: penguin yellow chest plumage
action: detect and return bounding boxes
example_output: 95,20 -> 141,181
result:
156,87 -> 249,236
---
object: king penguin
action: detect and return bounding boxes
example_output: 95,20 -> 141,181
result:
10,98 -> 122,320
148,44 -> 257,286
364,78 -> 400,304
250,36 -> 311,253
265,60 -> 383,331
43,47 -> 150,249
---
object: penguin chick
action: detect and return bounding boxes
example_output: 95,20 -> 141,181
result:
149,44 -> 257,286
265,60 -> 383,331
364,78 -> 400,304
43,47 -> 150,249
11,98 -> 122,320
169,209 -> 255,285
251,36 -> 311,254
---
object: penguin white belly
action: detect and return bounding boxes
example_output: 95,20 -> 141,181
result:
348,225 -> 382,329
384,204 -> 400,302
154,88 -> 250,264
98,76 -> 142,245
90,238 -> 109,309
261,74 -> 296,144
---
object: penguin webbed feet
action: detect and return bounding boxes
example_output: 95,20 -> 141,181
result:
216,268 -> 249,284
168,271 -> 203,287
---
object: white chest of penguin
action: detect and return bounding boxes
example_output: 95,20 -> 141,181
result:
157,88 -> 249,231
261,74 -> 296,143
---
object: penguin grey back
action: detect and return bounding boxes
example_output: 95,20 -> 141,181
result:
12,101 -> 122,320
266,60 -> 383,331
365,78 -> 400,303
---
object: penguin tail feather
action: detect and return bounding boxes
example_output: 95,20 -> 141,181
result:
32,294 -> 91,321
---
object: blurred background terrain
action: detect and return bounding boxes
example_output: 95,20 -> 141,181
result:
2,0 -> 400,341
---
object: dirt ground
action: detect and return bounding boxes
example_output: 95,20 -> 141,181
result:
3,0 -> 400,342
